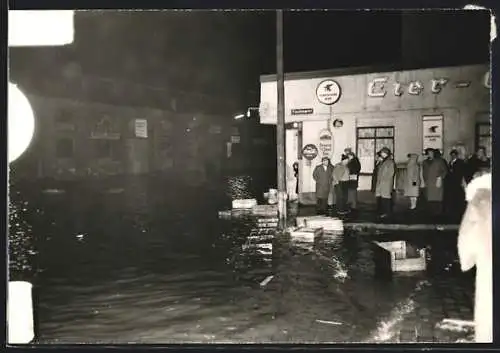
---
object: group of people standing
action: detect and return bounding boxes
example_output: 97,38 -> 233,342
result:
312,145 -> 490,221
402,146 -> 491,221
312,147 -> 361,217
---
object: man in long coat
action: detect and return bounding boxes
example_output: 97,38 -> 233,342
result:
375,147 -> 396,220
444,149 -> 467,222
422,148 -> 448,217
457,173 -> 492,342
313,157 -> 334,215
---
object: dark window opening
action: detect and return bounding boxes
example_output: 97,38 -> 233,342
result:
55,138 -> 74,158
95,140 -> 119,159
475,122 -> 491,157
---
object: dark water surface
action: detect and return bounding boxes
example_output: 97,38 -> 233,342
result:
8,176 -> 474,344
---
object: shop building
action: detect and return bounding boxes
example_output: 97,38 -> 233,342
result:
259,64 -> 491,205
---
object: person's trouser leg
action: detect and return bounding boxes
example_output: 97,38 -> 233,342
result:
317,198 -> 328,215
381,197 -> 392,217
335,185 -> 345,213
376,196 -> 382,214
348,188 -> 358,209
409,196 -> 417,210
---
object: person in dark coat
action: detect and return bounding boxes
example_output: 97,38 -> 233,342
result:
371,152 -> 383,213
422,148 -> 448,218
333,154 -> 350,215
444,149 -> 467,221
293,162 -> 299,195
344,148 -> 362,213
465,146 -> 491,184
313,157 -> 334,215
375,147 -> 396,220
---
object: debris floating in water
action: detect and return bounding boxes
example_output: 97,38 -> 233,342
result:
316,319 -> 343,326
436,318 -> 475,332
76,234 -> 85,241
259,275 -> 274,287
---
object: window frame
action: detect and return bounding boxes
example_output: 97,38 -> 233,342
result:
356,125 -> 395,176
475,122 -> 491,154
95,139 -> 120,160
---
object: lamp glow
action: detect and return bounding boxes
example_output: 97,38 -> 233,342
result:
8,83 -> 35,163
9,10 -> 74,46
234,114 -> 245,120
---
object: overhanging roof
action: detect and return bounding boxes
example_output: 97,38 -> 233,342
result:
259,62 -> 489,83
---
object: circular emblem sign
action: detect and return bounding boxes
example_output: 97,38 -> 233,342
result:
316,79 -> 341,105
302,144 -> 319,161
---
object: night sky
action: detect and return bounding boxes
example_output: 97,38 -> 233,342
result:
9,10 -> 491,111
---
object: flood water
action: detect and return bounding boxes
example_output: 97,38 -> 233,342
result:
8,176 -> 474,344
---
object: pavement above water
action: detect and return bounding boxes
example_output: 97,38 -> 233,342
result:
9,177 -> 475,344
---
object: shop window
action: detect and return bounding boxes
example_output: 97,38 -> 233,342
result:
475,122 -> 491,157
356,126 -> 395,174
55,138 -> 74,159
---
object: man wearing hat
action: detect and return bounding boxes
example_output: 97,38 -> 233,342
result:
344,147 -> 361,214
422,148 -> 448,219
374,147 -> 396,220
444,149 -> 466,221
313,156 -> 334,215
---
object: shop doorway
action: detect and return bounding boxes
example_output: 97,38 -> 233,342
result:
285,123 -> 301,199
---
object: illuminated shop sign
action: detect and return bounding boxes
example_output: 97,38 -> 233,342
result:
367,71 -> 489,97
368,78 -> 448,97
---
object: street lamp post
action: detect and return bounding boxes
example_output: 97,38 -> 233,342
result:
276,10 -> 287,226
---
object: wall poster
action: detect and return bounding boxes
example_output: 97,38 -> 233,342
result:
422,115 -> 443,152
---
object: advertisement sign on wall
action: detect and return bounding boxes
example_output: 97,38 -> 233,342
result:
135,119 -> 148,138
316,80 -> 341,105
318,129 -> 333,158
422,115 -> 443,152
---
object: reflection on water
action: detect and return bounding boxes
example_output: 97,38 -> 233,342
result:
8,176 -> 474,343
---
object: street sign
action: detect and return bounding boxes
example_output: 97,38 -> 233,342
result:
302,144 -> 319,161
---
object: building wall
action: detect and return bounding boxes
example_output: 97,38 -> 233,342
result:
259,64 -> 490,203
11,94 -> 229,185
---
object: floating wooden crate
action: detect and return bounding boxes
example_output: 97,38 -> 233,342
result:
290,227 -> 323,242
296,216 -> 344,232
252,204 -> 278,216
257,222 -> 278,229
373,240 -> 426,273
232,198 -> 258,209
218,210 -> 232,218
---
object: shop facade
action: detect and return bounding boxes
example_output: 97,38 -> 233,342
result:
259,64 -> 491,205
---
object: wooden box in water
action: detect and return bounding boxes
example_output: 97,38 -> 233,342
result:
290,227 -> 323,242
232,198 -> 258,209
296,216 -> 344,232
252,204 -> 278,217
373,240 -> 426,273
